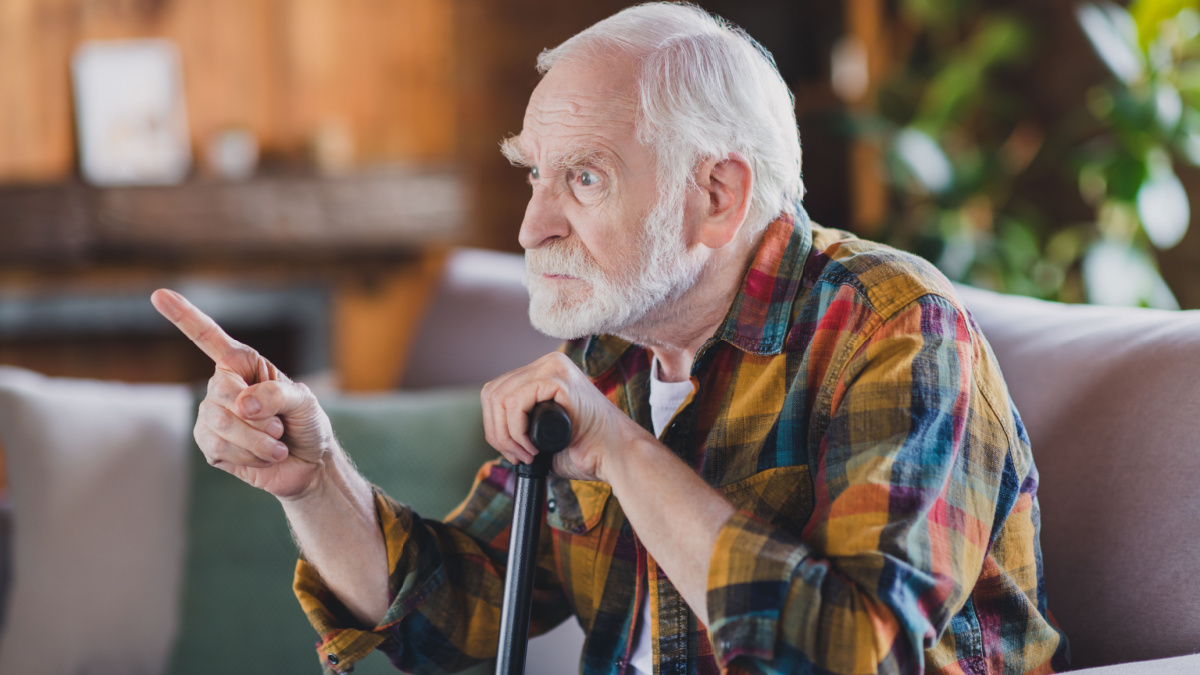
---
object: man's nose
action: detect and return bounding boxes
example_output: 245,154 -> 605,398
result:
517,187 -> 571,250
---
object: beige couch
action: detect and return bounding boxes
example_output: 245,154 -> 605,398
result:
952,285 -> 1200,674
0,248 -> 1196,674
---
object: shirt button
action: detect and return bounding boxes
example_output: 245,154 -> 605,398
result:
614,656 -> 627,670
547,498 -> 557,513
327,653 -> 339,666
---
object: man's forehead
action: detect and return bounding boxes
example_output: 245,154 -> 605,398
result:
517,59 -> 640,157
533,54 -> 640,109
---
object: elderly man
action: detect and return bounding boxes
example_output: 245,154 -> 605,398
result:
152,3 -> 1069,674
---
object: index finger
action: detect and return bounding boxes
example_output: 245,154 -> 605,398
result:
151,288 -> 241,364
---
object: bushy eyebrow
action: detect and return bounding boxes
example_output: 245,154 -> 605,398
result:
499,134 -> 615,173
500,134 -> 530,167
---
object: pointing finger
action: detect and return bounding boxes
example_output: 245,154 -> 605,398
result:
151,289 -> 241,365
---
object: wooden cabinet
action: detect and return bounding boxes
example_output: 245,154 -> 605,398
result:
0,1 -> 465,390
0,170 -> 462,390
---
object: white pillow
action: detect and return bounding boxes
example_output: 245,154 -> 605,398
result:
0,367 -> 192,675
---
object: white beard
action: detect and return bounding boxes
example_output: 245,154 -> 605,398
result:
524,186 -> 708,340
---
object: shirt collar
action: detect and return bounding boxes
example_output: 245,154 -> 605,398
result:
711,206 -> 812,355
582,205 -> 814,378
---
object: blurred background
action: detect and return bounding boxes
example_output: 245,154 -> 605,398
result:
2,0 -> 1199,390
4,2 -> 1200,673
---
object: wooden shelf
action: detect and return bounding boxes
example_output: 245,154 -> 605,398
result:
0,168 -> 467,265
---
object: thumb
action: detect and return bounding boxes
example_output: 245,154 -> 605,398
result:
235,379 -> 315,421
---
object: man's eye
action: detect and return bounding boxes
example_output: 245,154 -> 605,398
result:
530,166 -> 540,180
578,170 -> 598,186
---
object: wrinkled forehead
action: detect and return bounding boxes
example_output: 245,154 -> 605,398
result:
516,59 -> 641,160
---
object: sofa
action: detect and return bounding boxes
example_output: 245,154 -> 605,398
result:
0,247 -> 1196,674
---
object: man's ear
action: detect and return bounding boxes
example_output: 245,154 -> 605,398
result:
694,152 -> 752,249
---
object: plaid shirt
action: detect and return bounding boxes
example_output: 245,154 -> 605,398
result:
295,211 -> 1070,674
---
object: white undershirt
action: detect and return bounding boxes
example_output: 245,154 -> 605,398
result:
628,357 -> 693,675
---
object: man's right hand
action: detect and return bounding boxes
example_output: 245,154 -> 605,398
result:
151,288 -> 337,500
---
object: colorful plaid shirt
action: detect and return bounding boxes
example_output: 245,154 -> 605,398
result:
295,210 -> 1070,674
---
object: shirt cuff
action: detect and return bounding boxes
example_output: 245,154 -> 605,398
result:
293,486 -> 441,674
706,508 -> 809,668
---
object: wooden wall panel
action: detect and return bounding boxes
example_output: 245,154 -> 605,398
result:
0,0 -> 456,184
844,0 -> 888,234
0,0 -> 77,181
452,0 -> 635,251
277,0 -> 456,163
165,0 -> 278,156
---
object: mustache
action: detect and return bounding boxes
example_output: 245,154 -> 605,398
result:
525,240 -> 601,279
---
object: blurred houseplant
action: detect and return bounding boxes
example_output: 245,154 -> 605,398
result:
859,0 -> 1200,308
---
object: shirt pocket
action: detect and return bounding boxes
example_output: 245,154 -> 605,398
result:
717,464 -> 815,536
545,476 -> 611,535
543,476 -> 612,624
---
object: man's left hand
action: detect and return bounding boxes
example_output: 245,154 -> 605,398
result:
481,352 -> 651,483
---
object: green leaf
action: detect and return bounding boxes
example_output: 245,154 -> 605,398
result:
901,0 -> 969,31
1155,81 -> 1184,131
998,219 -> 1041,271
1082,240 -> 1177,306
918,61 -> 985,129
936,230 -> 977,280
1079,162 -> 1109,206
1175,62 -> 1200,97
1174,108 -> 1200,164
916,15 -> 1030,128
1078,2 -> 1146,84
892,127 -> 955,194
1046,227 -> 1086,264
1107,153 -> 1149,201
1137,148 -> 1190,248
1130,0 -> 1200,49
969,15 -> 1031,65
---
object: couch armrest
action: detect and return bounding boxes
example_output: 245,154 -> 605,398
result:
1070,653 -> 1200,674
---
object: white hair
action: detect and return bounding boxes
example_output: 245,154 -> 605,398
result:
536,2 -> 804,237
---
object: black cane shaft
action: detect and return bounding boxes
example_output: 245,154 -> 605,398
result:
495,400 -> 572,675
495,474 -> 546,675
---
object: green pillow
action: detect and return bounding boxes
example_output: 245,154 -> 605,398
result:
169,386 -> 497,675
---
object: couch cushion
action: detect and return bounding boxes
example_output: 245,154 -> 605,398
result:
955,286 -> 1200,669
168,386 -> 497,675
0,366 -> 193,675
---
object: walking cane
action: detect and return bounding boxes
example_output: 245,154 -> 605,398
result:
495,400 -> 572,675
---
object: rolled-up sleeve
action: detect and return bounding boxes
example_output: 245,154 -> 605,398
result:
706,294 -> 1000,675
295,458 -> 572,674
